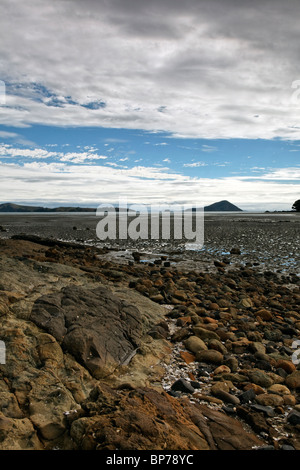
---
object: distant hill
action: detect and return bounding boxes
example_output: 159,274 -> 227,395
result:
0,201 -> 243,213
204,200 -> 242,212
0,203 -> 96,213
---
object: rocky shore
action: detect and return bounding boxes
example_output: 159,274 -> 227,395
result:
0,234 -> 299,451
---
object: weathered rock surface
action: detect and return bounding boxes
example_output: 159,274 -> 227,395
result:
0,236 -> 299,450
70,384 -> 264,451
30,285 -> 143,379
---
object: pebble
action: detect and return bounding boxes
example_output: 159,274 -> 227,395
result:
287,410 -> 300,426
171,378 -> 195,394
196,350 -> 224,364
239,389 -> 256,404
183,336 -> 207,354
126,251 -> 300,445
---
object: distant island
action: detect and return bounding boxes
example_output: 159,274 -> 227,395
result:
0,203 -> 96,213
0,200 -> 243,213
203,200 -> 242,212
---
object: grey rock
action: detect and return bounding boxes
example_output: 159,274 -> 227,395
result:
250,404 -> 276,418
287,410 -> 300,426
30,285 -> 143,378
171,379 -> 195,394
239,389 -> 256,404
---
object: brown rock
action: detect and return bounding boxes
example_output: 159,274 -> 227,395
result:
193,326 -> 220,341
254,309 -> 272,321
276,359 -> 296,374
176,316 -> 192,327
184,336 -> 207,354
196,350 -> 223,364
213,365 -> 231,376
255,393 -> 284,407
193,393 -> 223,405
268,384 -> 291,396
244,383 -> 265,395
173,290 -> 188,301
283,395 -> 297,406
208,302 -> 219,310
208,339 -> 228,355
179,351 -> 196,364
72,385 -> 264,451
285,370 -> 300,390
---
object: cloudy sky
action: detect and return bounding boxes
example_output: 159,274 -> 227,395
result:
0,0 -> 299,210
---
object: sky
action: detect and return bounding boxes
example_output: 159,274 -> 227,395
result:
0,0 -> 299,211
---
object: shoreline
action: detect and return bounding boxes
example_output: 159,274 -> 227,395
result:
0,233 -> 299,450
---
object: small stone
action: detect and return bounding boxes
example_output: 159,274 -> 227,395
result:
167,390 -> 181,398
184,336 -> 207,354
250,404 -> 276,418
214,260 -> 226,268
150,294 -> 164,303
173,290 -> 188,301
244,383 -> 265,395
193,393 -> 223,405
276,359 -> 296,374
221,373 -> 248,384
171,378 -> 195,394
176,316 -> 192,327
281,445 -> 295,451
190,381 -> 201,389
247,370 -> 273,388
224,356 -> 239,372
283,395 -> 297,406
193,326 -> 220,341
255,445 -> 275,450
208,302 -> 219,310
230,247 -> 241,255
250,342 -> 266,355
179,350 -> 196,364
196,349 -> 224,364
213,365 -> 231,376
239,389 -> 256,404
211,381 -> 233,395
212,390 -> 240,405
238,298 -> 253,309
255,393 -> 284,407
254,309 -> 272,321
268,384 -> 291,396
208,339 -> 228,355
285,370 -> 300,389
287,410 -> 300,426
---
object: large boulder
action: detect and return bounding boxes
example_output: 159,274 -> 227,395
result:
30,285 -> 143,378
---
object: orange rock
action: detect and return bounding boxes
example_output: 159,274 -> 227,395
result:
179,351 -> 196,364
244,383 -> 265,395
187,371 -> 196,381
176,316 -> 192,327
203,317 -> 218,324
276,359 -> 296,374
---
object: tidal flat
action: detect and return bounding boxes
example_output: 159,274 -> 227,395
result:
0,211 -> 299,275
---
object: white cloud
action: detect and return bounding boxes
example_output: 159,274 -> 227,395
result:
0,160 -> 297,210
183,161 -> 208,167
1,0 -> 300,139
0,145 -> 57,159
241,167 -> 300,180
201,145 -> 217,153
0,144 -> 108,163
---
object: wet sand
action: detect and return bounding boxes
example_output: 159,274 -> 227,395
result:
0,211 -> 299,275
